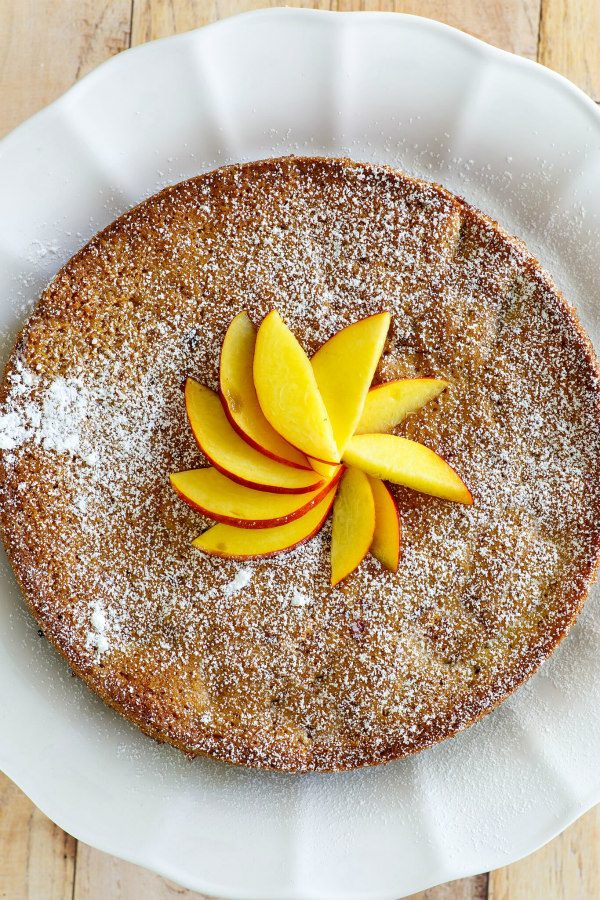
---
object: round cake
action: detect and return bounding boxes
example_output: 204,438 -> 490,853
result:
1,156 -> 599,772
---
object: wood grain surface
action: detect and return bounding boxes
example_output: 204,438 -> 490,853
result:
0,1 -> 599,898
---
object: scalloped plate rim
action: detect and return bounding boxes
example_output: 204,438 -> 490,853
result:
2,9 -> 600,163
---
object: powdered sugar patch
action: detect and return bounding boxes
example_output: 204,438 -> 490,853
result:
0,368 -> 86,454
224,567 -> 253,597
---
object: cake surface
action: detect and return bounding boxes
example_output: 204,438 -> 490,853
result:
1,156 -> 599,772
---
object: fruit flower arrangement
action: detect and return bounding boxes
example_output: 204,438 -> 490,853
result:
171,310 -> 472,585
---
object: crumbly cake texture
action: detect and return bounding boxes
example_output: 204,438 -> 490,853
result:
1,156 -> 599,772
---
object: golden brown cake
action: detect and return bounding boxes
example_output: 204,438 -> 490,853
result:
1,156 -> 599,772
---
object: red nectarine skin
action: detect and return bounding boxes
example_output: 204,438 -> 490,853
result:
185,310 -> 470,579
298,450 -> 340,466
253,310 -> 340,464
192,484 -> 338,559
185,378 -> 324,495
219,389 -> 312,470
171,466 -> 343,529
218,311 -> 312,470
195,438 -> 323,494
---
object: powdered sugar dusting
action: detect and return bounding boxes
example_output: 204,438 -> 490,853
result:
290,588 -> 312,608
0,157 -> 598,771
0,368 -> 85,454
86,600 -> 110,656
224,567 -> 253,597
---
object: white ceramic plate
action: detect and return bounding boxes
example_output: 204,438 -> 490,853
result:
1,10 -> 600,899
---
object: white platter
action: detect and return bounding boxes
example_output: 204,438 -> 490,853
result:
1,10 -> 600,899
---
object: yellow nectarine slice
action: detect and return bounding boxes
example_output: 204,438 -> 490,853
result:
368,477 -> 401,572
253,311 -> 339,464
308,458 -> 342,480
312,312 -> 390,455
220,312 -> 309,469
185,378 -> 323,494
171,466 -> 341,528
343,434 -> 473,504
192,483 -> 337,558
356,378 -> 448,434
330,467 -> 375,586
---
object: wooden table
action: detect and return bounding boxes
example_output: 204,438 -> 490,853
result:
1,1 -> 599,898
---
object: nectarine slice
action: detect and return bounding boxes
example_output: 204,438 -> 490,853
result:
192,483 -> 337,558
171,466 -> 341,528
185,378 -> 323,494
312,312 -> 390,455
309,458 -> 342,480
220,312 -> 309,469
356,378 -> 448,434
343,434 -> 473,504
368,477 -> 401,572
330,467 -> 375,586
253,311 -> 339,464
